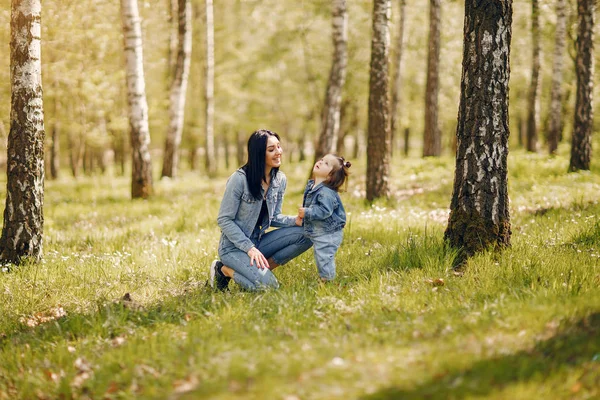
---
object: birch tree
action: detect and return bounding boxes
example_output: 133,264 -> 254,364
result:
423,0 -> 441,157
366,0 -> 391,202
526,0 -> 541,152
390,0 -> 406,157
548,0 -> 567,155
0,0 -> 45,264
569,0 -> 594,171
445,0 -> 513,260
162,0 -> 192,178
121,0 -> 153,198
205,0 -> 216,177
313,0 -> 348,163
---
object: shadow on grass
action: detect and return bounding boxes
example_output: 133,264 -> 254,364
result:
362,312 -> 600,400
0,284 -> 218,348
383,231 -> 458,272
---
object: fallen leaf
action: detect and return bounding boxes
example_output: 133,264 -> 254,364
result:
173,375 -> 199,393
105,381 -> 119,394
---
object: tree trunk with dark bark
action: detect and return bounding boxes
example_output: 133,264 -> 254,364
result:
423,0 -> 441,157
569,0 -> 594,172
1,0 -> 45,264
526,0 -> 541,153
445,0 -> 513,260
313,0 -> 348,164
50,95 -> 60,180
390,0 -> 406,158
366,0 -> 391,202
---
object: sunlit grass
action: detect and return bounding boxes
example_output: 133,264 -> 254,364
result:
0,146 -> 599,399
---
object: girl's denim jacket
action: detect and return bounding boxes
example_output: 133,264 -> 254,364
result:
302,180 -> 346,238
217,168 -> 296,255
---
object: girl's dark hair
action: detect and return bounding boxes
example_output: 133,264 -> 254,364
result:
323,155 -> 351,192
242,129 -> 280,200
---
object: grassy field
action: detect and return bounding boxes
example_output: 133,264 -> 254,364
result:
0,146 -> 599,399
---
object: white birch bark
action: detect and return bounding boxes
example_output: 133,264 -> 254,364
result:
205,0 -> 216,176
162,0 -> 192,178
121,0 -> 153,198
1,0 -> 45,264
313,0 -> 348,162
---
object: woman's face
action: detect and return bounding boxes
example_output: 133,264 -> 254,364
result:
265,136 -> 282,170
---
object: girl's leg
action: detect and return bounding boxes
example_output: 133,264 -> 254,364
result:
258,226 -> 313,269
220,250 -> 279,291
311,231 -> 343,281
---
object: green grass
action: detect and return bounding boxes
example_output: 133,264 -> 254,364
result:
1,145 -> 600,399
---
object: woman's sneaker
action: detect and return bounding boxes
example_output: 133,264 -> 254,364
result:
209,260 -> 230,291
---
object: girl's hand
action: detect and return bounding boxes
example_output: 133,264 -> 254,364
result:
298,207 -> 305,218
295,216 -> 303,226
247,246 -> 269,270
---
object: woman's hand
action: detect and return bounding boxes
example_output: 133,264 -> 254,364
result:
295,216 -> 303,226
298,207 -> 305,218
247,246 -> 269,270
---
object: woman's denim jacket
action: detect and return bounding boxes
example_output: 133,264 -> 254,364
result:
217,168 -> 296,255
302,180 -> 346,238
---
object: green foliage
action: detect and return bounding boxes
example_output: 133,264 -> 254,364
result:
1,151 -> 600,399
1,0 -> 596,173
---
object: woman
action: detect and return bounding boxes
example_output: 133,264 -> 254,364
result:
209,129 -> 312,291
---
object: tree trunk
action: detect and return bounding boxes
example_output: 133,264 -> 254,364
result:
121,0 -> 153,198
236,130 -> 245,166
548,0 -> 567,155
0,0 -> 45,264
50,91 -> 60,180
162,0 -> 192,178
526,0 -> 541,153
366,0 -> 391,202
445,0 -> 513,260
569,0 -> 594,172
167,0 -> 178,79
313,0 -> 348,164
423,0 -> 441,157
390,0 -> 406,158
204,0 -> 216,177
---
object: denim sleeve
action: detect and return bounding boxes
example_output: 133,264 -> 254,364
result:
216,173 -> 255,253
271,175 -> 296,227
304,192 -> 336,221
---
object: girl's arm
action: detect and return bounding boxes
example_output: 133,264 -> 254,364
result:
216,172 -> 255,253
303,192 -> 336,222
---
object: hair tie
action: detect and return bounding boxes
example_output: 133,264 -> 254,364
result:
344,161 -> 351,168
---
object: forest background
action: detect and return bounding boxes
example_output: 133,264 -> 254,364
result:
1,0 -> 600,399
0,0 -> 596,170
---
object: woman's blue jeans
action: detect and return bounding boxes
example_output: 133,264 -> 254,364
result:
219,226 -> 312,291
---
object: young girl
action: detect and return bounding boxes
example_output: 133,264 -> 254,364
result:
298,154 -> 351,282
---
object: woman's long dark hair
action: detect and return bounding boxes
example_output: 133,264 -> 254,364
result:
242,129 -> 280,200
